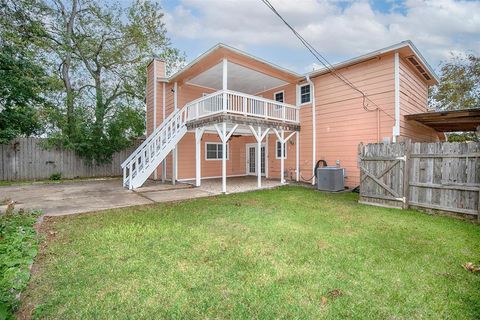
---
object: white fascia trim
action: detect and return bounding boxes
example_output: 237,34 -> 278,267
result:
168,43 -> 302,82
306,75 -> 316,185
162,82 -> 165,121
305,40 -> 439,83
393,52 -> 400,142
153,61 -> 157,129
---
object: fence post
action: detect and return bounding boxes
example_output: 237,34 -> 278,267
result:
403,139 -> 411,209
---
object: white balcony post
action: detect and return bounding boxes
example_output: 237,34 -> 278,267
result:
257,126 -> 262,188
280,129 -> 285,184
243,96 -> 247,116
296,131 -> 299,182
195,128 -> 204,187
222,123 -> 227,193
123,166 -> 126,186
128,163 -> 133,189
222,58 -> 228,113
249,125 -> 270,189
174,81 -> 178,111
172,147 -> 177,185
161,159 -> 166,183
215,123 -> 238,194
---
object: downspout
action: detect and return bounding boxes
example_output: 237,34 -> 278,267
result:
306,75 -> 316,185
393,52 -> 400,142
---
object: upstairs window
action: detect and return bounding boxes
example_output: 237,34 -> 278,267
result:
205,143 -> 228,160
274,91 -> 284,103
300,84 -> 311,104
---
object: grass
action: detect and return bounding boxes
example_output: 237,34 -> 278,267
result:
20,186 -> 480,319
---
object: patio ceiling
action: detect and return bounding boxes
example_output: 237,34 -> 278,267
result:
187,61 -> 288,95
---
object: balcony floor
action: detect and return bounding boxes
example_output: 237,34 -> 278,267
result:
186,113 -> 300,132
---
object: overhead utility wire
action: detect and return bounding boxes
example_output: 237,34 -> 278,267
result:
260,0 -> 394,120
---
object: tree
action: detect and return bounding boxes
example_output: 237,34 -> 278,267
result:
429,53 -> 480,142
0,0 -> 51,143
429,53 -> 480,111
41,0 -> 184,162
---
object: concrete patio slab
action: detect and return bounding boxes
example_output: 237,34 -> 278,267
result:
0,176 -> 282,216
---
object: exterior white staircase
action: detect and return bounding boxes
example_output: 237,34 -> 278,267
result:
121,106 -> 188,189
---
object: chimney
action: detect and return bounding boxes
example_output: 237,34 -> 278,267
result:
146,58 -> 166,135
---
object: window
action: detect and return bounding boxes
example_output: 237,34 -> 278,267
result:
205,143 -> 228,160
300,84 -> 311,104
276,140 -> 287,159
274,91 -> 284,103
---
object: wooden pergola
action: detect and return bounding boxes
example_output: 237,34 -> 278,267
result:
405,108 -> 480,132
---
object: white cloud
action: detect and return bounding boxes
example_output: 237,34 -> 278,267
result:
164,0 -> 480,71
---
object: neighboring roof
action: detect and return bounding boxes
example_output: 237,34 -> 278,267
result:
405,108 -> 480,132
306,40 -> 439,84
168,43 -> 302,82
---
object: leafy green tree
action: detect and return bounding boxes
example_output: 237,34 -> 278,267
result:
41,0 -> 184,162
429,53 -> 479,111
0,0 -> 51,143
429,53 -> 480,142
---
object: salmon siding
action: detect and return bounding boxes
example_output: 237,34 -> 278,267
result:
144,42 -> 439,188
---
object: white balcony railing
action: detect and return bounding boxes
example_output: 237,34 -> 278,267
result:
185,89 -> 299,124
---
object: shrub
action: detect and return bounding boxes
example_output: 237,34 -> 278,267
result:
49,173 -> 61,181
0,209 -> 40,319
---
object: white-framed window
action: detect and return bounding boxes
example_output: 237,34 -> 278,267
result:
275,140 -> 287,159
205,142 -> 229,160
273,90 -> 284,103
300,84 -> 311,104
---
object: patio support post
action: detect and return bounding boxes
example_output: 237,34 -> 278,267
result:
249,126 -> 270,188
172,148 -> 177,185
296,131 -> 299,182
222,58 -> 228,113
273,129 -> 296,185
214,122 -> 239,194
222,123 -> 227,193
280,129 -> 285,184
161,160 -> 166,183
195,128 -> 205,187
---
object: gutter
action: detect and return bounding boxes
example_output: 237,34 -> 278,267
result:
306,75 -> 316,185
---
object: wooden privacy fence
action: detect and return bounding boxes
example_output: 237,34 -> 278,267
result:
0,137 -> 142,181
358,141 -> 480,220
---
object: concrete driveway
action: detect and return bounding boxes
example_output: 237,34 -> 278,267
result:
0,177 -> 281,216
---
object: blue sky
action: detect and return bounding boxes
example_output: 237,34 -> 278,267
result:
159,0 -> 480,73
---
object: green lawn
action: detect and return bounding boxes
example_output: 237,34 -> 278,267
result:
20,186 -> 480,319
